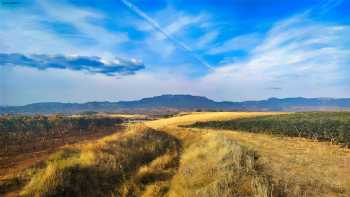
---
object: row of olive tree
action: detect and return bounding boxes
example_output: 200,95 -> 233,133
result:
189,112 -> 350,147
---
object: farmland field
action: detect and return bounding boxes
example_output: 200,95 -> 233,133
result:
1,112 -> 350,197
188,112 -> 350,146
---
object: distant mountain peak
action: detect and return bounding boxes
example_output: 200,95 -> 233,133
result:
267,97 -> 280,101
136,94 -> 213,102
152,94 -> 210,99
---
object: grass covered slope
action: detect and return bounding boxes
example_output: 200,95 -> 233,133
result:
216,129 -> 350,196
167,131 -> 285,197
189,112 -> 350,146
15,112 -> 281,197
18,125 -> 180,197
2,112 -> 350,196
149,112 -> 350,197
147,112 -> 290,196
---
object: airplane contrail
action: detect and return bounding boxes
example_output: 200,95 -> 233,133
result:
120,0 -> 214,71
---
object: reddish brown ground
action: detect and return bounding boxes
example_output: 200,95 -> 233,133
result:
0,128 -> 123,181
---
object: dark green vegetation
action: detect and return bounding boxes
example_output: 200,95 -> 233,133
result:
189,112 -> 350,146
0,115 -> 123,155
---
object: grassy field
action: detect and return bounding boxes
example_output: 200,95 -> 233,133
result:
1,125 -> 181,196
0,114 -> 134,188
1,112 -> 350,196
149,112 -> 350,196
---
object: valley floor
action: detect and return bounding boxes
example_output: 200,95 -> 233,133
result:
2,112 -> 350,196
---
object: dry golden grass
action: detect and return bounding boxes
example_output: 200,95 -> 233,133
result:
5,125 -> 180,197
218,129 -> 350,196
3,112 -> 350,196
0,129 -> 117,180
167,131 -> 280,197
146,112 -> 286,196
146,112 -> 284,128
147,112 -> 350,197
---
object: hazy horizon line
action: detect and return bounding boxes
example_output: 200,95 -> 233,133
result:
2,94 -> 349,107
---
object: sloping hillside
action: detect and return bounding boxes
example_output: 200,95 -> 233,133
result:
1,112 -> 350,196
148,112 -> 350,196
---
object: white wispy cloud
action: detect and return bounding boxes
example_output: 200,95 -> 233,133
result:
196,30 -> 219,49
207,33 -> 262,55
38,0 -> 129,52
201,13 -> 350,99
119,0 -> 213,70
127,6 -> 212,63
0,0 -> 132,61
0,0 -> 151,77
319,0 -> 345,14
155,14 -> 204,40
2,0 -> 350,105
0,7 -> 74,54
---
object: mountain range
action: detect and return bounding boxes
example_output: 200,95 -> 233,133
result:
1,94 -> 350,115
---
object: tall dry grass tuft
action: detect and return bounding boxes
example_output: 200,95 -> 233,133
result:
167,132 -> 285,197
19,124 -> 181,197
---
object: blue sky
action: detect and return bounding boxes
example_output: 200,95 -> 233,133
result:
0,0 -> 349,105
